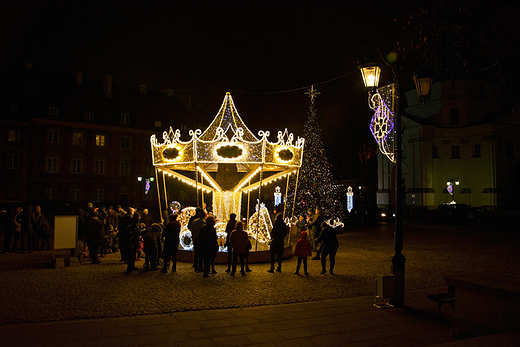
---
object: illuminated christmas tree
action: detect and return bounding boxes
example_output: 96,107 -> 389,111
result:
288,86 -> 343,221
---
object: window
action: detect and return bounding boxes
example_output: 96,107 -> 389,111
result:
49,107 -> 59,115
94,159 -> 105,174
46,157 -> 58,172
432,145 -> 439,158
94,189 -> 104,202
451,145 -> 460,159
121,137 -> 130,149
8,130 -> 20,142
11,104 -> 17,111
7,154 -> 19,169
155,120 -> 162,128
474,144 -> 481,157
121,113 -> 130,124
71,158 -> 82,174
120,161 -> 130,175
48,130 -> 59,143
72,132 -> 83,146
70,189 -> 80,202
450,108 -> 459,124
95,135 -> 105,147
85,111 -> 94,120
45,188 -> 57,200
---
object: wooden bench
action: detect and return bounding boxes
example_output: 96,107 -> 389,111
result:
427,285 -> 455,318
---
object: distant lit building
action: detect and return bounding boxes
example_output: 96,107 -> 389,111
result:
376,79 -> 520,211
0,66 -> 209,209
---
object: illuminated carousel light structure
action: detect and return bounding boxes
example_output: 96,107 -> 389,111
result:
151,92 -> 304,261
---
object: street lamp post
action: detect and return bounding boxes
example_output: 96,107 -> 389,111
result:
359,58 -> 432,307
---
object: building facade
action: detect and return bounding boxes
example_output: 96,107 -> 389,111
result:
376,79 -> 520,211
1,67 -> 209,211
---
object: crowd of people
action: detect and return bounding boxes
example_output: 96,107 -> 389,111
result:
2,203 -> 53,253
2,202 -> 340,276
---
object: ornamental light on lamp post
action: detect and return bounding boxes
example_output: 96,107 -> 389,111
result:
446,178 -> 460,203
359,56 -> 432,307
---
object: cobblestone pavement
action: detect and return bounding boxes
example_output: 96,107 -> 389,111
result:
1,221 -> 519,325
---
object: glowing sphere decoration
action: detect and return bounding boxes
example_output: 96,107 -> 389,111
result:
169,201 -> 181,214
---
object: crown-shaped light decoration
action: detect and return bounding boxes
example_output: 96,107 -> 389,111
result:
151,92 -> 305,224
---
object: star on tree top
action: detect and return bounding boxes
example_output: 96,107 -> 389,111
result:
305,85 -> 321,101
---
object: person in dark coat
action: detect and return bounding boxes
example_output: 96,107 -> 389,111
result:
224,213 -> 237,273
20,204 -> 36,253
125,212 -> 142,272
118,207 -> 134,262
12,206 -> 22,252
190,209 -> 206,272
144,223 -> 161,271
293,231 -> 312,275
34,205 -> 52,250
267,213 -> 288,273
161,214 -> 180,273
197,216 -> 217,277
87,211 -> 104,264
307,207 -> 324,260
295,214 -> 307,238
314,221 -> 339,274
229,221 -> 248,276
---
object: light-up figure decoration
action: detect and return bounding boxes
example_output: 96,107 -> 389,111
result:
368,85 -> 395,162
247,201 -> 272,243
274,186 -> 282,207
177,207 -> 196,250
151,92 -> 304,247
325,217 -> 344,229
347,186 -> 354,213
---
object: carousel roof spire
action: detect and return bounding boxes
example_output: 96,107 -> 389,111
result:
199,92 -> 259,142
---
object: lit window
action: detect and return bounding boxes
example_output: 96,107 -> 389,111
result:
94,159 -> 105,174
45,188 -> 57,200
451,145 -> 460,159
120,161 -> 130,175
46,157 -> 58,172
72,132 -> 83,146
7,154 -> 19,169
70,189 -> 80,202
71,158 -> 82,174
121,113 -> 130,124
8,130 -> 20,142
48,130 -> 59,143
85,111 -> 94,120
95,135 -> 105,147
121,137 -> 130,149
49,107 -> 59,115
155,120 -> 162,128
94,189 -> 104,202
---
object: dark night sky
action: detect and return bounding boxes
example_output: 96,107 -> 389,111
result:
0,0 -> 417,177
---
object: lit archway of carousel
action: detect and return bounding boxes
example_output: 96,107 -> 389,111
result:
151,93 -> 304,250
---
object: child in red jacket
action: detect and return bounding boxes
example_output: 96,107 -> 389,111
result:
293,231 -> 312,275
